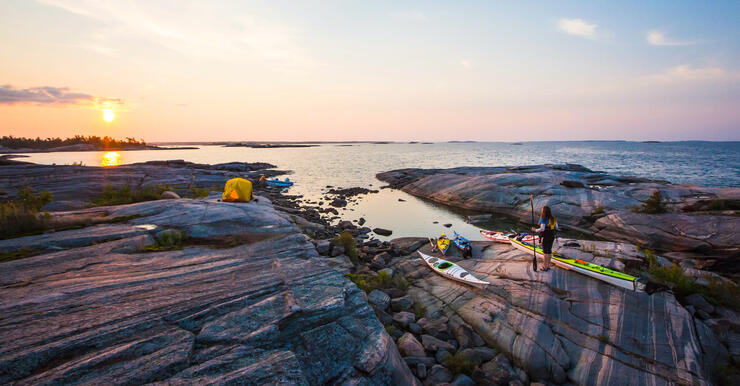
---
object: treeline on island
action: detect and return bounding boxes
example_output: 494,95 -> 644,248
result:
0,135 -> 148,150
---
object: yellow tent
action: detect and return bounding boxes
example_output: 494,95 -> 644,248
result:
222,178 -> 253,202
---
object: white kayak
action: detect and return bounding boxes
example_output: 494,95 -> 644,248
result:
418,251 -> 489,286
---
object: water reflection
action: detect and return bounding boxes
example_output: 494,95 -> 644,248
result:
101,151 -> 121,166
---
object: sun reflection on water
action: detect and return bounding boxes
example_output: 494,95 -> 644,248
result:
101,151 -> 121,166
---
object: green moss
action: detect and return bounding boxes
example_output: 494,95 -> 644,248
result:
413,303 -> 427,319
592,206 -> 604,215
393,275 -> 410,291
377,271 -> 392,288
345,271 -> 407,294
143,230 -> 185,252
189,187 -> 211,199
443,352 -> 476,376
107,214 -> 143,223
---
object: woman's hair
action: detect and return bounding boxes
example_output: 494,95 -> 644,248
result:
541,205 -> 554,220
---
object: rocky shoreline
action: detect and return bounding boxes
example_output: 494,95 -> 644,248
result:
377,164 -> 740,274
1,160 -> 738,385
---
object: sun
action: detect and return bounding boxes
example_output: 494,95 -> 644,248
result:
102,108 -> 116,123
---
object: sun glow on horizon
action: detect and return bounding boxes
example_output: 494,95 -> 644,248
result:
102,108 -> 116,123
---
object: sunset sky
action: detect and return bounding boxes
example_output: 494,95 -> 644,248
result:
1,1 -> 738,142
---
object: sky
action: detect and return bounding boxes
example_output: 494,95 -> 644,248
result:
1,1 -> 739,142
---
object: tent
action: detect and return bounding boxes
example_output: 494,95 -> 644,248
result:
222,178 -> 253,202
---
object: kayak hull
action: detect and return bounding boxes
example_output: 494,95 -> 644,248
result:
509,238 -> 636,291
418,251 -> 489,285
266,180 -> 294,187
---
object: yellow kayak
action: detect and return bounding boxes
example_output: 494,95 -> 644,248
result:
437,233 -> 451,255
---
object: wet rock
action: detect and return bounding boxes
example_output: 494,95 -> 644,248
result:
329,198 -> 347,208
393,312 -> 416,328
382,288 -> 406,299
358,217 -> 366,226
368,290 -> 391,311
391,295 -> 414,312
373,228 -> 393,236
160,190 -> 181,199
425,364 -> 452,385
338,220 -> 354,229
398,333 -> 426,358
422,334 -> 456,352
443,223 -> 452,228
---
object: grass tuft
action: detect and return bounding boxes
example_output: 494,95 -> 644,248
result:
443,352 -> 476,376
0,187 -> 53,239
143,230 -> 185,252
93,184 -> 172,206
332,232 -> 359,264
633,191 -> 667,214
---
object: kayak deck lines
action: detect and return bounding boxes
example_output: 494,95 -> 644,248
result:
419,251 -> 489,286
509,238 -> 637,291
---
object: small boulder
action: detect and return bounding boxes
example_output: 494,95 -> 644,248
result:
405,356 -> 436,367
373,228 -> 393,236
398,333 -> 426,357
331,245 -> 345,257
160,190 -> 180,199
560,180 -> 586,188
458,347 -> 497,366
372,306 -> 393,325
391,295 -> 414,312
338,220 -> 354,229
684,293 -> 714,314
370,254 -> 386,270
472,356 -> 512,386
451,374 -> 476,386
450,318 -> 486,349
368,290 -> 390,311
422,334 -> 456,352
409,322 -> 423,335
315,240 -> 331,255
330,198 -> 347,207
425,365 -> 453,385
418,317 -> 450,339
393,311 -> 416,328
435,349 -> 451,364
382,288 -> 406,299
358,217 -> 366,225
443,223 -> 452,228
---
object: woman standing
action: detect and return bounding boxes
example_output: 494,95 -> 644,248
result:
533,206 -> 558,271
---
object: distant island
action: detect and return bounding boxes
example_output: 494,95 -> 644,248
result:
0,135 -> 198,153
223,142 -> 316,148
643,140 -> 662,143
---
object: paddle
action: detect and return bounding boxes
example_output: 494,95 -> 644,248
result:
530,194 -> 538,271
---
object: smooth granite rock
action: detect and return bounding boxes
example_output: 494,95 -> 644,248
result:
394,239 -> 726,385
0,198 -> 418,385
377,164 -> 740,265
0,160 -> 283,210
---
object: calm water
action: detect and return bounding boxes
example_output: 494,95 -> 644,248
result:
16,141 -> 740,240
